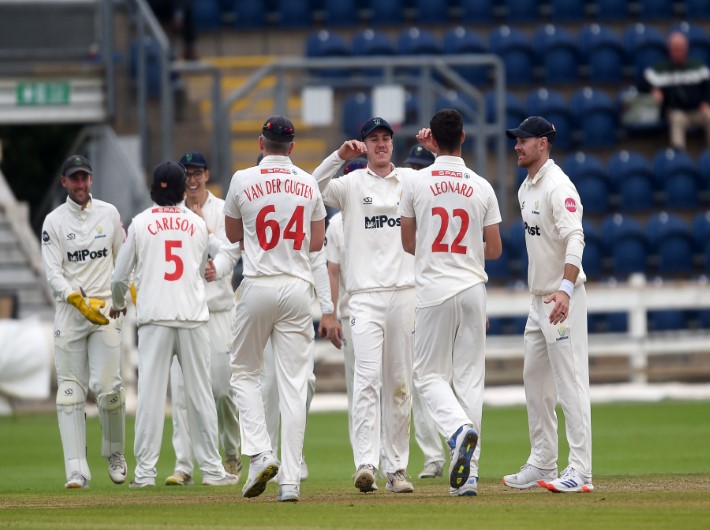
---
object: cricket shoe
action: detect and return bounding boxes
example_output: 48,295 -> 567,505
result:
354,464 -> 378,493
546,466 -> 594,493
385,470 -> 414,493
65,472 -> 88,489
447,425 -> 478,490
502,464 -> 557,489
276,484 -> 300,502
450,475 -> 478,497
108,452 -> 128,484
165,470 -> 194,486
418,461 -> 444,479
129,479 -> 155,488
242,452 -> 279,498
203,472 -> 238,486
224,454 -> 242,482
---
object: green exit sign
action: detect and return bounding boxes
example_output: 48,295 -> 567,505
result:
16,81 -> 71,106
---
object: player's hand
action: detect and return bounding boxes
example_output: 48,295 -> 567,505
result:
337,140 -> 367,161
318,313 -> 342,347
189,202 -> 204,220
205,259 -> 217,282
109,306 -> 127,319
415,128 -> 436,154
544,292 -> 569,325
486,315 -> 490,332
67,290 -> 109,325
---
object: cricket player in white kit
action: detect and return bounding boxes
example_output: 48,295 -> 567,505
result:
224,116 -> 326,502
312,117 -> 416,494
42,155 -> 127,489
110,161 -> 237,488
165,151 -> 242,486
502,116 -> 594,493
399,109 -> 503,496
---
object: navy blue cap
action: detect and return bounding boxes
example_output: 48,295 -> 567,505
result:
506,116 -> 556,143
404,143 -> 435,168
360,117 -> 394,140
61,155 -> 92,177
152,161 -> 185,190
178,151 -> 208,168
262,115 -> 295,142
344,158 -> 367,174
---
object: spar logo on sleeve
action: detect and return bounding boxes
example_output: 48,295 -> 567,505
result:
565,198 -> 577,212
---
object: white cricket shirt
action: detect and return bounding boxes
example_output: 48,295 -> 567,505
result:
42,195 -> 124,302
312,151 -> 415,294
223,155 -> 326,285
324,211 -> 350,317
399,155 -> 502,308
112,204 -> 209,326
518,159 -> 587,296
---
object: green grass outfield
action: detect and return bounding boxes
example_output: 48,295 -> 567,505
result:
1,400 -> 709,529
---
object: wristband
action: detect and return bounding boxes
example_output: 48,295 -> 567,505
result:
559,279 -> 574,298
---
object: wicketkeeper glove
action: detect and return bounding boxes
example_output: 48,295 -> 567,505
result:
129,282 -> 137,306
67,290 -> 109,325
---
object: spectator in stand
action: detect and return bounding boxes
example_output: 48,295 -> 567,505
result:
645,31 -> 710,150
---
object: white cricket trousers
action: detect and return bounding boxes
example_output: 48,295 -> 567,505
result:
413,283 -> 486,476
134,323 -> 225,484
523,285 -> 592,478
170,308 -> 241,475
340,315 -> 356,452
350,288 -> 414,474
53,302 -> 123,481
231,275 -> 313,486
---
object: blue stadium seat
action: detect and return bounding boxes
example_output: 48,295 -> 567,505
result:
486,233 -> 512,284
646,212 -> 694,277
571,87 -> 618,148
697,148 -> 710,203
686,0 -> 710,18
593,0 -> 631,20
305,30 -> 351,78
435,90 -> 477,118
193,0 -> 222,30
579,24 -> 625,84
622,23 -> 667,88
582,219 -> 605,279
608,150 -> 656,212
232,0 -> 266,28
321,0 -> 358,26
413,0 -> 451,25
342,92 -> 372,138
397,27 -> 441,56
525,88 -> 574,151
692,210 -> 710,269
504,0 -> 540,21
636,0 -> 675,19
601,213 -> 649,278
486,90 -> 526,133
352,28 -> 396,56
672,22 -> 710,67
459,0 -> 495,22
508,220 -> 528,277
563,152 -> 610,214
533,24 -> 580,85
489,26 -> 535,87
442,27 -> 488,85
547,0 -> 587,21
370,0 -> 405,25
652,148 -> 700,209
648,310 -> 690,331
275,0 -> 312,27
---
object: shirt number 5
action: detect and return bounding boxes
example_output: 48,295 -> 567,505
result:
164,240 -> 184,281
431,207 -> 469,254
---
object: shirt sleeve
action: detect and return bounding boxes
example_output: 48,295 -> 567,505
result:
398,173 -> 415,218
310,248 -> 334,314
550,183 -> 585,271
212,240 -> 241,280
111,223 -> 137,310
325,218 -> 341,265
223,172 -> 243,220
41,215 -> 73,302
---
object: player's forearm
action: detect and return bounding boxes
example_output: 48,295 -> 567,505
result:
312,150 -> 344,192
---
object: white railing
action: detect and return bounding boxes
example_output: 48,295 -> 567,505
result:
315,274 -> 710,384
